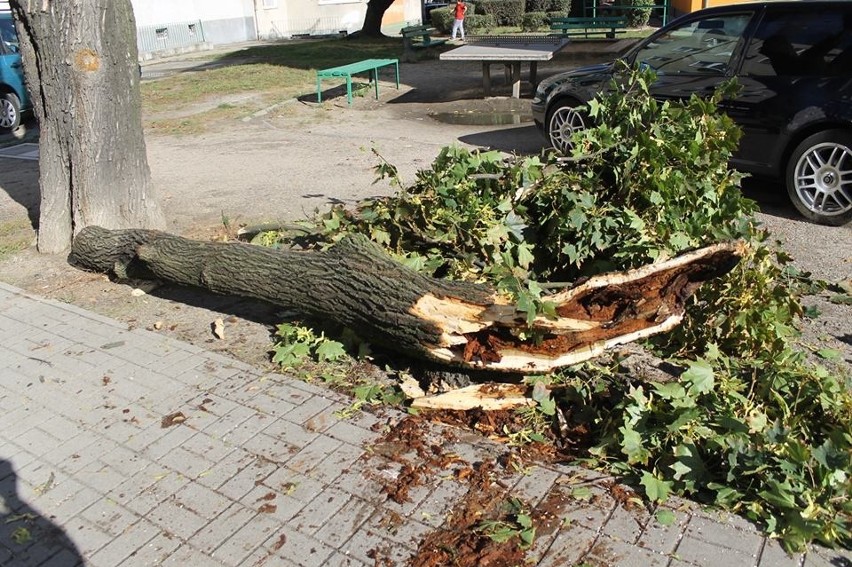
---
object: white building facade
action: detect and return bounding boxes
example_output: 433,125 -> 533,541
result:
132,0 -> 422,57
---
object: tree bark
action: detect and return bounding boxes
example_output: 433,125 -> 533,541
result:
70,226 -> 744,374
10,0 -> 165,254
361,0 -> 396,37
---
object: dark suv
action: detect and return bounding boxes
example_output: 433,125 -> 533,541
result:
531,1 -> 852,225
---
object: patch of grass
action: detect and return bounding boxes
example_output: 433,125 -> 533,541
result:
142,64 -> 313,114
141,37 -> 402,117
145,99 -> 268,136
0,218 -> 34,260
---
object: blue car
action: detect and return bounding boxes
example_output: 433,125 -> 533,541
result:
0,12 -> 31,132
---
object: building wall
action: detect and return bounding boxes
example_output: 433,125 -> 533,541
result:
255,0 -> 419,39
670,0 -> 762,17
132,0 -> 257,54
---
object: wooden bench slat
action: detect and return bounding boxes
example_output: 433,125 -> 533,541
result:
401,24 -> 447,52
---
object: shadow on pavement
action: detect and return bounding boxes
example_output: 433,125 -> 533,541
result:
0,124 -> 40,230
0,459 -> 84,566
740,176 -> 803,221
459,124 -> 546,155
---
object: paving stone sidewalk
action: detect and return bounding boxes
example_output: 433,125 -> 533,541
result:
0,281 -> 849,567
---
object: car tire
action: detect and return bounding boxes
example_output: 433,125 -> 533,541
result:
546,98 -> 587,155
786,130 -> 852,226
0,92 -> 21,132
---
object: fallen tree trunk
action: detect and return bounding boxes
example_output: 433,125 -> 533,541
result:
69,226 -> 744,373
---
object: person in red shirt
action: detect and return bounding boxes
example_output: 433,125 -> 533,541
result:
451,0 -> 467,41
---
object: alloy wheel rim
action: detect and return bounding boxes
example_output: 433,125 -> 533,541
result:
794,142 -> 852,217
0,99 -> 14,128
549,107 -> 585,154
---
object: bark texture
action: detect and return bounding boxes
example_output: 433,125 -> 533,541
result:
70,226 -> 745,373
10,0 -> 164,254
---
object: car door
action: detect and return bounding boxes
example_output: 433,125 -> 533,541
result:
627,11 -> 755,103
726,7 -> 852,175
0,14 -> 27,106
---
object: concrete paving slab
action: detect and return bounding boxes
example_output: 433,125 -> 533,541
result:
1,280 -> 851,566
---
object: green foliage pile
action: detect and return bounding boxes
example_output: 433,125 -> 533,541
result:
259,65 -> 851,551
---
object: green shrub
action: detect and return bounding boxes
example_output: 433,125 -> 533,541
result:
527,0 -> 571,10
521,11 -> 549,30
627,0 -> 654,27
466,13 -> 497,32
476,0 -> 526,26
428,7 -> 453,32
525,0 -> 550,10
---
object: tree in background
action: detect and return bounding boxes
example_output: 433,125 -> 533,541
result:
9,0 -> 165,254
361,0 -> 396,37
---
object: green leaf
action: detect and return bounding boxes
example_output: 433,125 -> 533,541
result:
504,211 -> 528,241
370,227 -> 391,246
652,382 -> 686,400
353,383 -> 383,403
620,425 -> 649,465
571,486 -> 593,501
816,348 -> 840,361
315,340 -> 347,362
532,382 -> 556,416
640,471 -> 672,502
655,509 -> 676,526
516,243 -> 535,269
272,342 -> 311,366
682,359 -> 714,395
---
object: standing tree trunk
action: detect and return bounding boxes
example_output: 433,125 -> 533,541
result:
361,0 -> 396,37
9,0 -> 165,254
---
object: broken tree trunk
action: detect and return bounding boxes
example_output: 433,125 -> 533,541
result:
69,226 -> 744,374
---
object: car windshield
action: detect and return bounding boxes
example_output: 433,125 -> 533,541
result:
0,17 -> 20,54
633,13 -> 752,75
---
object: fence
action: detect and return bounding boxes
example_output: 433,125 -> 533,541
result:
261,16 -> 352,39
137,20 -> 206,56
583,0 -> 672,26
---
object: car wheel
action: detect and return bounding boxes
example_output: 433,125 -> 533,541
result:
786,130 -> 852,226
0,92 -> 21,132
547,99 -> 587,155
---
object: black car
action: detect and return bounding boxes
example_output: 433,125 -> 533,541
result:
532,1 -> 852,226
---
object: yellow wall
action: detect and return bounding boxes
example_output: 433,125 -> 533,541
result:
671,0 -> 758,16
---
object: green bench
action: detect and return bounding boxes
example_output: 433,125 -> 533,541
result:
551,16 -> 628,39
316,58 -> 400,105
400,24 -> 448,51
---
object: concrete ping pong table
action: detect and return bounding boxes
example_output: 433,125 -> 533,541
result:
439,36 -> 570,98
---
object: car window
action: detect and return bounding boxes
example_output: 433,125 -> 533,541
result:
0,17 -> 19,55
633,13 -> 752,76
742,9 -> 852,77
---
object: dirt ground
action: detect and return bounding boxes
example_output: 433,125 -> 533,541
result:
0,43 -> 849,374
